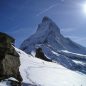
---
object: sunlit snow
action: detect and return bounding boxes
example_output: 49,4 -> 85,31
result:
18,48 -> 86,86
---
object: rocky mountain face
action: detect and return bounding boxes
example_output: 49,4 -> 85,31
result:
20,16 -> 86,74
20,16 -> 86,54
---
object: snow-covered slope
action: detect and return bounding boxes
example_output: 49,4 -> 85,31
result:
1,48 -> 86,86
19,49 -> 86,86
20,16 -> 86,74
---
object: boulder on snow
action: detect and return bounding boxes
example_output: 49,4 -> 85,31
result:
35,48 -> 52,62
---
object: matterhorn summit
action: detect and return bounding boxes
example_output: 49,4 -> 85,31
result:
20,16 -> 86,54
20,16 -> 86,74
37,16 -> 60,35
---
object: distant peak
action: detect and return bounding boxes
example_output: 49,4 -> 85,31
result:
36,16 -> 61,38
42,16 -> 52,23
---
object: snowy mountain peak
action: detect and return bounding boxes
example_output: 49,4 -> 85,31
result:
37,16 -> 60,37
20,16 -> 86,55
42,16 -> 53,23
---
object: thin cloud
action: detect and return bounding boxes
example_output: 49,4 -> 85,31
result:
71,36 -> 86,47
36,0 -> 65,16
63,35 -> 86,46
75,37 -> 86,42
61,28 -> 76,33
36,3 -> 58,16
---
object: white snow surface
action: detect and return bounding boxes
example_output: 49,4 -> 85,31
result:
0,48 -> 86,86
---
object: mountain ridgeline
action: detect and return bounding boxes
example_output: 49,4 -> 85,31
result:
20,16 -> 86,74
20,16 -> 86,54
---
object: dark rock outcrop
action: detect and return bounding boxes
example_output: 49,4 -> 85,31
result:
0,46 -> 22,83
35,48 -> 52,62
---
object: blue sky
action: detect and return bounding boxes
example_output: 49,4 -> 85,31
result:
0,0 -> 86,47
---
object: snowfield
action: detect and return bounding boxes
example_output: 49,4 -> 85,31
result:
18,48 -> 86,86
